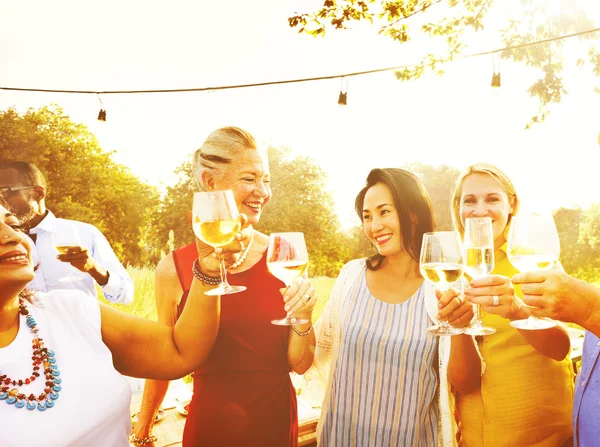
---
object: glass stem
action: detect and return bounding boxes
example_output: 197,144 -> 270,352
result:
474,304 -> 482,326
219,258 -> 228,285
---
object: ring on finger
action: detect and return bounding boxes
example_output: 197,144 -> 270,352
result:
492,295 -> 500,307
456,295 -> 464,305
239,241 -> 245,252
304,294 -> 311,303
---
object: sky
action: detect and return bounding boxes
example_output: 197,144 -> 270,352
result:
1,0 -> 600,228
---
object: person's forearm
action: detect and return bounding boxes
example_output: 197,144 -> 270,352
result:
448,334 -> 482,396
135,379 -> 170,437
288,319 -> 316,375
517,325 -> 570,360
510,305 -> 571,360
103,278 -> 221,380
569,278 -> 600,338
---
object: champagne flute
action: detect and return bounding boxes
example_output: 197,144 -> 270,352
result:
53,222 -> 82,283
507,212 -> 560,330
192,190 -> 246,296
463,217 -> 496,336
267,232 -> 310,326
420,231 -> 465,336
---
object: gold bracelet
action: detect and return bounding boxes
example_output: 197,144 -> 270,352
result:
292,323 -> 313,336
129,434 -> 157,446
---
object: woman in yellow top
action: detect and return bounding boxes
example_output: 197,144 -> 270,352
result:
447,163 -> 574,446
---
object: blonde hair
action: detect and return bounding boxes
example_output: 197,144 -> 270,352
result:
192,126 -> 258,191
451,162 -> 520,236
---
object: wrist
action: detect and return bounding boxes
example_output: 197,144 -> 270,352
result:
89,263 -> 110,286
129,433 -> 157,446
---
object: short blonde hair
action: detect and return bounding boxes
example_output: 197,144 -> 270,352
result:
451,162 -> 520,236
192,126 -> 258,191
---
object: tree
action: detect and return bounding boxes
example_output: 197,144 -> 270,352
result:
404,163 -> 460,230
255,147 -> 352,277
149,158 -> 196,260
289,0 -> 600,128
0,106 -> 160,266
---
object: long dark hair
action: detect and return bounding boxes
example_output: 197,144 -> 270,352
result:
354,168 -> 435,270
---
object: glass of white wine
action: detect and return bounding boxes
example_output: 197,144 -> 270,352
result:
192,190 -> 246,296
507,212 -> 560,330
420,231 -> 465,336
53,222 -> 82,283
463,217 -> 496,336
267,232 -> 310,326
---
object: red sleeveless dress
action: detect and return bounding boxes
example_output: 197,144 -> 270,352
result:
172,243 -> 298,447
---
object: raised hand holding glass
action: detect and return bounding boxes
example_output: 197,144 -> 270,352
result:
420,231 -> 464,336
463,217 -> 496,336
507,212 -> 560,330
267,232 -> 310,326
192,190 -> 246,296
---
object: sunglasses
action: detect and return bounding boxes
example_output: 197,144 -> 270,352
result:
0,185 -> 37,196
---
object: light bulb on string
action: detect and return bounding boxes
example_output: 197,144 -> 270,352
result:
338,77 -> 348,106
97,94 -> 106,121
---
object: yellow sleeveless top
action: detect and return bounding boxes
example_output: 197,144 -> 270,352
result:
456,245 -> 574,446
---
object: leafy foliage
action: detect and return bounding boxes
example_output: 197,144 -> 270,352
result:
289,0 -> 600,128
0,106 -> 160,266
255,147 -> 353,277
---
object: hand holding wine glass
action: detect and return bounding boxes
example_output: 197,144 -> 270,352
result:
507,212 -> 560,330
267,232 -> 311,326
192,190 -> 246,296
53,222 -> 83,283
463,217 -> 496,336
420,231 -> 465,336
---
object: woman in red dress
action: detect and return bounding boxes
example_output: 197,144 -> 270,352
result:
133,127 -> 318,447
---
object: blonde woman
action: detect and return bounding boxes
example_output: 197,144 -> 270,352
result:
448,162 -> 573,446
134,127 -> 318,447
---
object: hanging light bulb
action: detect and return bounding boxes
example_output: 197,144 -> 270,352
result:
490,54 -> 501,88
491,73 -> 501,87
96,94 -> 107,121
338,77 -> 348,106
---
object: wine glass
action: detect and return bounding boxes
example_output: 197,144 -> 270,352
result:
420,231 -> 464,336
192,190 -> 246,296
463,217 -> 496,336
53,222 -> 83,283
266,232 -> 310,326
507,212 -> 560,330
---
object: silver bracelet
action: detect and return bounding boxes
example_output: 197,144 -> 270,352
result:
129,434 -> 157,446
192,259 -> 221,285
292,324 -> 313,336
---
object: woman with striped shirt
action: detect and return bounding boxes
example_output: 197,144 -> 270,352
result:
309,168 -> 472,447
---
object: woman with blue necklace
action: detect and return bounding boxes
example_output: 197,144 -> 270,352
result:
0,200 -> 257,446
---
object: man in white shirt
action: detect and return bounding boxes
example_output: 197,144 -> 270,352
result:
0,161 -> 134,304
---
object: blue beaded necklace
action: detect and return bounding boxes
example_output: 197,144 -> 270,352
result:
0,298 -> 61,411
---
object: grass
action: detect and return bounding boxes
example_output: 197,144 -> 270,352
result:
100,266 -> 336,324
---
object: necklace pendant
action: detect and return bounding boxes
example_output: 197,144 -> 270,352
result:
26,401 -> 36,411
14,400 -> 25,408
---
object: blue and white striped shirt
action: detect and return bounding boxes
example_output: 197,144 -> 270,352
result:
320,271 -> 439,447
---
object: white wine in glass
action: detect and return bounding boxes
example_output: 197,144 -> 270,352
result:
53,222 -> 82,283
463,217 -> 496,336
192,190 -> 246,296
507,212 -> 560,330
267,232 -> 310,326
420,231 -> 465,336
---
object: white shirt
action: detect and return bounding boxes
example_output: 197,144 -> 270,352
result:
0,290 -> 131,447
29,211 -> 134,304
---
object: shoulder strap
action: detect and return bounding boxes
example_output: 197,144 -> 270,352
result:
172,243 -> 197,292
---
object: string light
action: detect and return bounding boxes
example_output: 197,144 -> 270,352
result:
338,77 -> 348,106
97,95 -> 106,121
0,27 -> 597,97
